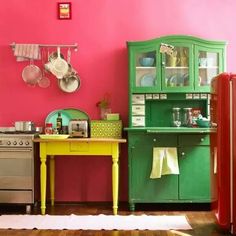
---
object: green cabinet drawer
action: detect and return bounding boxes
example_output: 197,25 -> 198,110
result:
178,134 -> 209,146
129,132 -> 177,147
147,134 -> 177,147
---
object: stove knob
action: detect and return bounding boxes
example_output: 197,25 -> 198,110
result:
7,141 -> 11,145
25,141 -> 30,145
13,141 -> 17,145
19,141 -> 23,145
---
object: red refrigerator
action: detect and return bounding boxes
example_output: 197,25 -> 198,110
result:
210,72 -> 236,234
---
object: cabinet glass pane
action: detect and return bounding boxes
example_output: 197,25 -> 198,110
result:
165,47 -> 189,88
198,51 -> 219,87
135,51 -> 156,87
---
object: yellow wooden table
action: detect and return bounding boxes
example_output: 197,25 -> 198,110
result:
33,138 -> 126,215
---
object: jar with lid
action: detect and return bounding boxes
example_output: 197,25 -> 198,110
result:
183,108 -> 193,127
45,123 -> 53,135
172,107 -> 181,127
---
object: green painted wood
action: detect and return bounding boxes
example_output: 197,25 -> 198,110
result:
126,35 -> 224,208
194,45 -> 225,92
127,35 -> 226,94
124,127 -> 215,134
127,35 -> 226,47
127,131 -> 212,207
145,99 -> 208,127
178,134 -> 210,146
179,145 -> 210,200
128,132 -> 178,205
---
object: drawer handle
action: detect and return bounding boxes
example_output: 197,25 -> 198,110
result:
181,152 -> 185,156
153,138 -> 157,142
200,138 -> 204,142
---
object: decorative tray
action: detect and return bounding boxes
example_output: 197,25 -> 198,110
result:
45,108 -> 90,128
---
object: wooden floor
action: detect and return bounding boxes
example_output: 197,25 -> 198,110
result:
0,202 -> 231,236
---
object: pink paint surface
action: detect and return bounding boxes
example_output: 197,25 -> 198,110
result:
0,0 -> 236,201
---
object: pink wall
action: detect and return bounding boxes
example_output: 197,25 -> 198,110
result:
0,0 -> 236,202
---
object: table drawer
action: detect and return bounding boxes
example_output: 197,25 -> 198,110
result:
178,134 -> 209,146
70,142 -> 89,152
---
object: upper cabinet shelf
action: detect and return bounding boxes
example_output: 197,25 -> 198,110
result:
127,35 -> 226,93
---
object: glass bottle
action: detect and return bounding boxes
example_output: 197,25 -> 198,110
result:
56,112 -> 63,134
172,107 -> 181,127
183,108 -> 193,127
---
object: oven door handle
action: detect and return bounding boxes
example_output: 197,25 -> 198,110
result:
0,148 -> 33,152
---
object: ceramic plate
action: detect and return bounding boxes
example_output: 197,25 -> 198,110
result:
168,73 -> 185,86
39,135 -> 70,139
140,74 -> 155,87
168,74 -> 178,86
182,73 -> 189,85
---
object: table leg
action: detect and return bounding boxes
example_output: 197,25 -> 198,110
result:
40,143 -> 47,215
49,155 -> 55,206
112,144 -> 119,215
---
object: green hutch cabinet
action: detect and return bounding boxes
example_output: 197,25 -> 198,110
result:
125,35 -> 226,210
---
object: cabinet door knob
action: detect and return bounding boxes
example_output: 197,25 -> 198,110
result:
153,138 -> 157,142
181,152 -> 185,156
200,138 -> 204,142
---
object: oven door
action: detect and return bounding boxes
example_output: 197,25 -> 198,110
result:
0,148 -> 34,203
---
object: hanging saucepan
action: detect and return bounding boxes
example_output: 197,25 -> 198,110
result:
50,47 -> 69,79
58,72 -> 81,93
61,48 -> 73,78
22,60 -> 42,86
58,48 -> 80,93
48,50 -> 65,62
45,50 -> 65,72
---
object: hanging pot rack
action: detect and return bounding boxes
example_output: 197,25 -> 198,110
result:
10,42 -> 78,51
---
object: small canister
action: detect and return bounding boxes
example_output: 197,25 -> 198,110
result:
172,107 -> 181,127
183,108 -> 193,127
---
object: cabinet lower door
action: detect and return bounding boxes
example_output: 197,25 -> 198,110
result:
178,146 -> 210,201
129,134 -> 178,203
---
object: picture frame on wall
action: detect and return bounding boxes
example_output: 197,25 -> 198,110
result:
58,2 -> 72,20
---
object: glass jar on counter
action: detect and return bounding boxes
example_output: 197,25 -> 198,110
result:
172,107 -> 181,127
44,123 -> 53,135
183,108 -> 193,127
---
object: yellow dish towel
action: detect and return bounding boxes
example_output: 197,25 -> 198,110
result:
150,147 -> 179,179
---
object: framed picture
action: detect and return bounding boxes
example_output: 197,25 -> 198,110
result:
58,2 -> 72,19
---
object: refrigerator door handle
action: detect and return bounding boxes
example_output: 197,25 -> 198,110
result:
229,79 -> 234,233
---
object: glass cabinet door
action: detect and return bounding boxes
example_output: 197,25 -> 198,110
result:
132,48 -> 160,92
161,44 -> 193,92
195,46 -> 223,92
